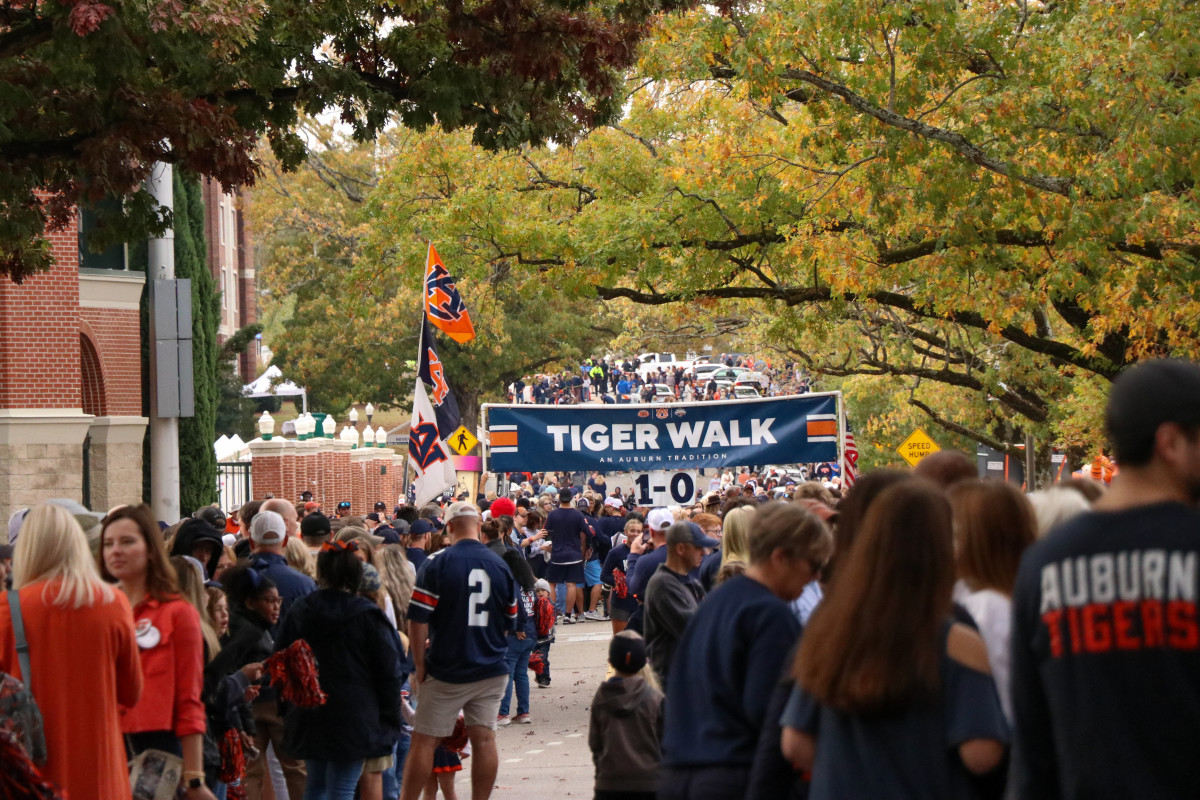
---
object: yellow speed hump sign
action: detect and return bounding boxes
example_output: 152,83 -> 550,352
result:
448,425 -> 479,455
897,428 -> 941,468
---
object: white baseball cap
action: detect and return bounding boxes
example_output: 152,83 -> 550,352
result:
646,508 -> 674,531
250,510 -> 287,545
445,502 -> 480,523
603,497 -> 624,510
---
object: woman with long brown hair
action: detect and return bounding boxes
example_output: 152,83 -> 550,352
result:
780,481 -> 1009,798
949,480 -> 1037,723
101,504 -> 217,799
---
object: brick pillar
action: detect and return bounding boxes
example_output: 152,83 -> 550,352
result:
350,449 -> 373,515
372,448 -> 395,512
248,438 -> 287,500
391,454 -> 405,507
280,439 -> 297,501
322,440 -> 353,507
296,439 -> 321,504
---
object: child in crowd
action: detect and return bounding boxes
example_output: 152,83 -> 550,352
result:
588,632 -> 664,800
532,579 -> 557,688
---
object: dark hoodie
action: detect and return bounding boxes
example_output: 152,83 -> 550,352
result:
274,588 -> 404,761
588,675 -> 664,793
171,518 -> 225,578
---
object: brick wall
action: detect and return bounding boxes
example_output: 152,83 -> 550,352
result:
0,222 -> 81,409
80,311 -> 142,416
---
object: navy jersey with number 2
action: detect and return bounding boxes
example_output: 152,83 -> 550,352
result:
409,539 -> 519,683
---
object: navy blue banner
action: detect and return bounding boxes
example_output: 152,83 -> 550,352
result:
485,394 -> 840,472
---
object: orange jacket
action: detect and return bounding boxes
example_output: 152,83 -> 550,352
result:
121,596 -> 207,738
0,580 -> 142,800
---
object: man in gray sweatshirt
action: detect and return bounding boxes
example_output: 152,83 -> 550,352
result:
644,521 -> 717,690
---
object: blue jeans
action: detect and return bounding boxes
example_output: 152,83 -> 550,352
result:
500,635 -> 537,716
381,733 -> 410,800
303,759 -> 364,800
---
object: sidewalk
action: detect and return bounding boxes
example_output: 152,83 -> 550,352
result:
487,628 -> 611,796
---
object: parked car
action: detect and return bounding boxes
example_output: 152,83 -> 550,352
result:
734,371 -> 769,389
692,363 -> 722,379
709,367 -> 749,382
637,352 -> 678,377
732,384 -> 762,399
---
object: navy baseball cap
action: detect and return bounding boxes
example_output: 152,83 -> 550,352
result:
666,521 -> 719,550
377,526 -> 402,545
410,519 -> 435,536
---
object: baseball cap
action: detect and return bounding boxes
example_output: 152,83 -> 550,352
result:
304,501 -> 320,513
608,631 -> 647,674
250,510 -> 287,545
337,526 -> 383,547
603,496 -> 624,510
365,513 -> 381,523
301,512 -> 332,540
410,519 -> 435,537
359,563 -> 382,593
490,497 -> 516,518
374,501 -> 387,512
1107,359 -> 1200,464
646,508 -> 674,531
377,526 -> 402,545
666,521 -> 719,550
575,496 -> 591,510
221,533 -> 238,548
445,502 -> 480,523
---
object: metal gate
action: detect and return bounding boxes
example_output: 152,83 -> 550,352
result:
217,461 -> 252,512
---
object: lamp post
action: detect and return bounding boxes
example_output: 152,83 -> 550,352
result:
375,426 -> 387,447
365,402 -> 375,426
349,407 -> 359,428
322,414 -> 336,439
258,411 -> 275,441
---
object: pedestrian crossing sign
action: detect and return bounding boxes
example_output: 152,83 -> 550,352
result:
448,425 -> 479,455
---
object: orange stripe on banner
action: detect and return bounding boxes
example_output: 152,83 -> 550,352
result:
807,420 -> 837,437
491,431 -> 518,447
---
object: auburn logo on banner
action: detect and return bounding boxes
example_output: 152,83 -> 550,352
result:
424,243 -> 476,344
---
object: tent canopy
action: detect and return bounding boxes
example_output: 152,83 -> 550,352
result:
243,365 -> 307,411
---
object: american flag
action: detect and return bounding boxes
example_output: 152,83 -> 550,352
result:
843,419 -> 859,488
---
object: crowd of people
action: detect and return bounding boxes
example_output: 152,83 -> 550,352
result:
506,354 -> 812,405
2,359 -> 1200,800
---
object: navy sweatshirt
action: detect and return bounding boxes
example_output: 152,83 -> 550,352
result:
662,574 -> 801,768
1012,502 -> 1200,800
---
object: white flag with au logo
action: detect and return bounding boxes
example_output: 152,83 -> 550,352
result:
409,380 -> 457,508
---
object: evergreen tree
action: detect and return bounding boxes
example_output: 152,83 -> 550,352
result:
173,172 -> 219,515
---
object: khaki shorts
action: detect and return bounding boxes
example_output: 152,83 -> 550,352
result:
363,754 -> 394,773
414,674 -> 509,738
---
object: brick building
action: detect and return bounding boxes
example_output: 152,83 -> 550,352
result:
202,181 -> 257,382
0,188 -> 257,522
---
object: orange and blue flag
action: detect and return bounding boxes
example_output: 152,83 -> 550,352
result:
424,243 -> 475,344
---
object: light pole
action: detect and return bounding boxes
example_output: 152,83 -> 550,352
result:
365,402 -> 375,427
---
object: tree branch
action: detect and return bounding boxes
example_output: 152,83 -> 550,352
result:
778,68 -> 1075,196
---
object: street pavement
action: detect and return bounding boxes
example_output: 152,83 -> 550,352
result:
454,626 -> 613,797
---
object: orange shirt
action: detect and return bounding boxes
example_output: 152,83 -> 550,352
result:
0,580 -> 142,800
121,596 -> 207,738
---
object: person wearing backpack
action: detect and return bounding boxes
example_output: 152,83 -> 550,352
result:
0,502 -> 143,799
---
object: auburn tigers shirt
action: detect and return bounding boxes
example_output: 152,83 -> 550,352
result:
410,539 -> 519,683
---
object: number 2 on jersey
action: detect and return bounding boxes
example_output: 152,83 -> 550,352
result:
468,568 -> 491,626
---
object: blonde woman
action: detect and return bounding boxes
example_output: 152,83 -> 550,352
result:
284,534 -> 317,579
375,545 -> 415,632
718,505 -> 756,571
0,503 -> 142,799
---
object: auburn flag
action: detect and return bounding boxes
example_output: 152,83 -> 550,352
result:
408,379 -> 458,508
418,316 -> 461,440
424,243 -> 476,344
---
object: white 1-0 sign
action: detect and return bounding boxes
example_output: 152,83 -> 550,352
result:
606,470 -> 699,507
